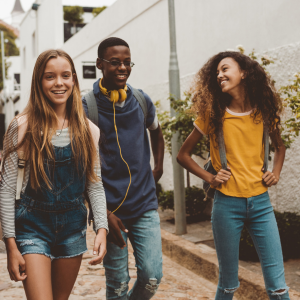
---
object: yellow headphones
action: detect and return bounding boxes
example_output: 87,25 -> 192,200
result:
99,78 -> 128,103
99,78 -> 131,214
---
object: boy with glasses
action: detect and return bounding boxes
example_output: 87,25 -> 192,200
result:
82,37 -> 164,299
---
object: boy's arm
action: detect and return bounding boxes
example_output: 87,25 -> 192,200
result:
149,124 -> 164,183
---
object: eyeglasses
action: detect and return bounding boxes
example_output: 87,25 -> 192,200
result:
101,58 -> 135,68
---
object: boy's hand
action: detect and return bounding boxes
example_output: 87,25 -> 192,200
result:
152,168 -> 163,183
6,239 -> 27,282
89,228 -> 107,265
107,213 -> 128,249
262,169 -> 279,187
210,166 -> 231,187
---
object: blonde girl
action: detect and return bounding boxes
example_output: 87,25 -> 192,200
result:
0,49 -> 108,300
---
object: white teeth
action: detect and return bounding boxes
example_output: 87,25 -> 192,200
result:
221,80 -> 227,85
52,91 -> 66,94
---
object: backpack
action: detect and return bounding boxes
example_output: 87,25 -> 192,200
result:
203,125 -> 269,199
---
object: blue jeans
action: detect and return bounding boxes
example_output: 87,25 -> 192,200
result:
212,191 -> 290,300
103,209 -> 163,299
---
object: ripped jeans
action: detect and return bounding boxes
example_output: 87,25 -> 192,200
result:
212,191 -> 290,300
103,209 -> 163,299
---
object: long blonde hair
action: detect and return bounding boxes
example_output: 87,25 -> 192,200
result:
2,49 -> 99,189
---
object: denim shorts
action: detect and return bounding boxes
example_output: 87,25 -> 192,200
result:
15,195 -> 88,259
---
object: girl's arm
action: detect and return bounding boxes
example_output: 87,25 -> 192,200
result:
177,128 -> 231,186
0,119 -> 19,240
86,149 -> 108,265
86,122 -> 108,265
0,117 -> 27,281
262,131 -> 286,186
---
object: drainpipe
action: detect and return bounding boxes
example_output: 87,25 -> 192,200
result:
168,0 -> 187,235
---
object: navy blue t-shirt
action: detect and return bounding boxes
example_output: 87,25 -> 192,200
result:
82,79 -> 158,220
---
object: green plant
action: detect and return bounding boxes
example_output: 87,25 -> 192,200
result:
158,186 -> 207,216
0,24 -> 19,91
157,94 -> 208,187
155,182 -> 163,199
63,6 -> 84,34
92,6 -> 107,17
157,94 -> 208,159
239,211 -> 300,261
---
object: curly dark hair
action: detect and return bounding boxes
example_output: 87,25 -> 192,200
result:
191,51 -> 283,148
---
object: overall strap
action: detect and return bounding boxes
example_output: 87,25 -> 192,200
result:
16,151 -> 26,200
132,87 -> 148,124
263,125 -> 269,172
85,90 -> 99,126
217,128 -> 227,170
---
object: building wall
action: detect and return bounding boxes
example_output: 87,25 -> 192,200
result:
18,0 -> 300,213
62,0 -> 300,91
20,0 -> 64,113
4,56 -> 21,128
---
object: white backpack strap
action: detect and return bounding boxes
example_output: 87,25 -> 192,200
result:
16,151 -> 26,200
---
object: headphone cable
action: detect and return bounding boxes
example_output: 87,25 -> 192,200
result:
111,102 -> 132,214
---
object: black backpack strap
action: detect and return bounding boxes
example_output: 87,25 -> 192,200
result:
263,125 -> 269,172
132,87 -> 148,124
217,128 -> 227,170
85,90 -> 99,126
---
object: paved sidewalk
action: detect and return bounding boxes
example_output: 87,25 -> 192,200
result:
0,225 -> 220,300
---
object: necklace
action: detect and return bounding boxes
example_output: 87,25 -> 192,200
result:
56,114 -> 67,136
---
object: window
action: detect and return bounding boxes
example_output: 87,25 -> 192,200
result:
14,74 -> 20,91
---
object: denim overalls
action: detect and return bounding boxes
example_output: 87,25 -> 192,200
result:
15,143 -> 88,259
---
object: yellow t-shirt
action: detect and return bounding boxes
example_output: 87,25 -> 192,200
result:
194,108 -> 267,198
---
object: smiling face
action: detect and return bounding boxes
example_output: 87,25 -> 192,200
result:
42,56 -> 75,108
216,57 -> 245,95
96,45 -> 131,90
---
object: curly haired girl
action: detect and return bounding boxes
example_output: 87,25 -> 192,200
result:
177,51 -> 290,300
0,49 -> 108,300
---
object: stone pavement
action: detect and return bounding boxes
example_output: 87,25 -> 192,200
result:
0,224 -> 221,300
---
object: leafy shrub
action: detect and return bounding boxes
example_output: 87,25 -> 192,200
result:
158,186 -> 207,216
239,211 -> 300,261
92,6 -> 107,17
156,182 -> 163,199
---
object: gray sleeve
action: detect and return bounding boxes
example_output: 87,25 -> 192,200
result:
148,114 -> 159,130
86,148 -> 108,233
0,119 -> 19,239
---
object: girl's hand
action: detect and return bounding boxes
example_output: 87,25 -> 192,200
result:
89,228 -> 107,265
6,239 -> 27,282
262,170 -> 279,187
210,166 -> 231,187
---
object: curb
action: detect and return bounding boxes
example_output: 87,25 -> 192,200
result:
161,229 -> 300,300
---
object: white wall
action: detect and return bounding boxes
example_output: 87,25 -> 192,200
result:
20,0 -> 64,112
62,0 -> 300,91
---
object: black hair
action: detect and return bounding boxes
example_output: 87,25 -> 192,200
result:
192,51 -> 283,148
97,37 -> 129,58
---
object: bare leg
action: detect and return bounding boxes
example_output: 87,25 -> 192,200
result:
51,255 -> 83,300
22,254 -> 53,300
